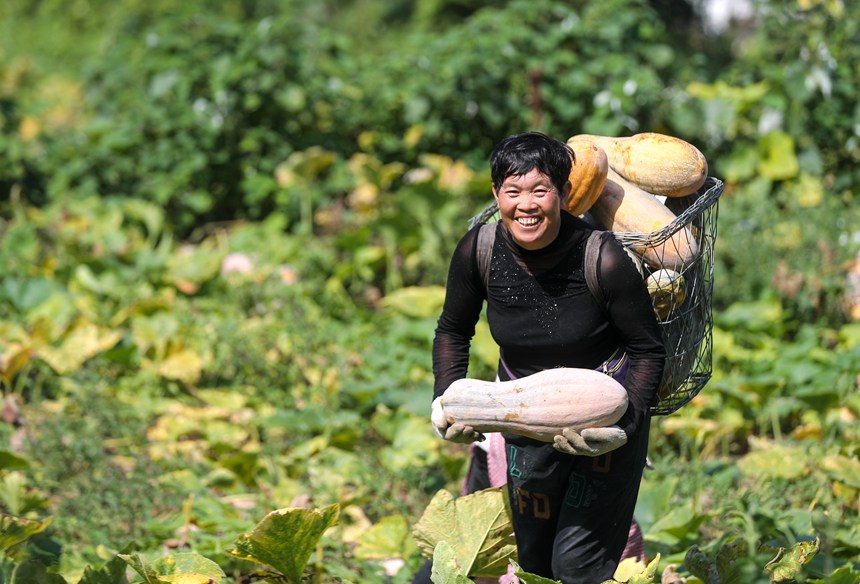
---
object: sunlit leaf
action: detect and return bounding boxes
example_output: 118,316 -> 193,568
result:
757,131 -> 799,181
412,488 -> 516,578
429,541 -> 472,584
819,455 -> 860,488
37,321 -> 122,374
514,558 -> 561,583
226,504 -> 339,583
78,551 -> 130,584
763,538 -> 819,583
157,349 -> 204,385
379,286 -> 445,319
737,441 -> 807,480
0,514 -> 52,555
818,565 -> 860,584
119,552 -> 225,584
0,344 -> 32,384
626,554 -> 661,584
379,415 -> 439,472
354,515 -> 417,561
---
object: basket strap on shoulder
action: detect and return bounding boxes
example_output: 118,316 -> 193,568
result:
584,229 -> 605,308
476,222 -> 496,291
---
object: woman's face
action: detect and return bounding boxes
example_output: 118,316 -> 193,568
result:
493,168 -> 570,250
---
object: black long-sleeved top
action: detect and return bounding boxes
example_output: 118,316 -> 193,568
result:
432,211 -> 666,439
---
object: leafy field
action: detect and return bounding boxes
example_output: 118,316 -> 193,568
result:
1,1 -> 859,583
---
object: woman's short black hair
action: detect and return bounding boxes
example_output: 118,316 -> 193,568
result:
490,132 -> 574,193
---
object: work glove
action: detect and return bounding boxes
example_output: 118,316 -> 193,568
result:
553,425 -> 627,457
431,396 -> 485,444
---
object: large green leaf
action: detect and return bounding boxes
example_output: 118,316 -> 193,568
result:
736,440 -> 807,480
819,455 -> 860,489
412,488 -> 516,578
513,559 -> 561,583
226,504 -> 340,583
118,552 -> 225,584
11,559 -> 68,584
429,541 -> 472,584
378,286 -> 445,318
757,131 -> 799,181
79,552 -> 132,584
0,514 -> 52,556
763,538 -> 820,583
354,515 -> 417,561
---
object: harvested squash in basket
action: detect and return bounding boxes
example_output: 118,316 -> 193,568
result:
564,137 -> 609,216
589,168 -> 699,271
571,132 -> 707,197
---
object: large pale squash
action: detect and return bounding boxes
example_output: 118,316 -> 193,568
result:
572,133 -> 707,197
439,368 -> 628,442
590,168 -> 699,271
564,137 -> 608,216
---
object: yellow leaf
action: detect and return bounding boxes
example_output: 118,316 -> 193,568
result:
37,322 -> 122,374
0,344 -> 32,383
157,350 -> 204,385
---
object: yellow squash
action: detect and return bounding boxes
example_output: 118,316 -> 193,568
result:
589,168 -> 699,271
564,137 -> 609,216
572,132 -> 707,197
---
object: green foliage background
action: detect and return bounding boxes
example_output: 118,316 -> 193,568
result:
0,0 -> 858,582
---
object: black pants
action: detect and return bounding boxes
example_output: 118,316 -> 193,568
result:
504,417 -> 650,583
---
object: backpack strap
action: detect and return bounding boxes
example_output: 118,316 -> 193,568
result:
476,222 -> 496,291
477,223 -> 605,303
583,229 -> 605,307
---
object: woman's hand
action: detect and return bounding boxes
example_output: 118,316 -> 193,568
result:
431,396 -> 486,443
553,426 -> 627,456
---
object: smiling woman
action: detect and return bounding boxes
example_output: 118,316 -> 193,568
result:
429,132 -> 666,583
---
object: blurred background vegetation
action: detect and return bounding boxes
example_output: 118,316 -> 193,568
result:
0,0 -> 858,582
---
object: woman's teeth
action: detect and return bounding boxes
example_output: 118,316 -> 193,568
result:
517,217 -> 540,226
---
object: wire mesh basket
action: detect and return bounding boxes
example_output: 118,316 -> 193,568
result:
468,176 -> 723,416
616,176 -> 723,415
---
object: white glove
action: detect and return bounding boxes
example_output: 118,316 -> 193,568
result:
553,426 -> 627,457
431,396 -> 485,444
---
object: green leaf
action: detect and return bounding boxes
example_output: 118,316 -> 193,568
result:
379,415 -> 439,472
37,321 -> 123,375
0,514 -> 52,556
0,451 -> 30,472
816,565 -> 860,584
379,286 -> 445,318
737,443 -> 807,480
11,559 -> 68,584
684,545 -> 718,584
354,515 -> 417,561
226,504 -> 340,583
757,131 -> 799,181
819,455 -> 860,488
119,552 -> 225,584
626,554 -> 661,584
763,538 -> 819,583
412,488 -> 516,578
514,559 -> 561,583
79,553 -> 131,584
429,541 -> 472,584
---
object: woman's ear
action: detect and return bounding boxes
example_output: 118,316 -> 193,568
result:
492,185 -> 500,203
560,181 -> 572,209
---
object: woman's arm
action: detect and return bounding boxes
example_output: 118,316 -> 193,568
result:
597,234 -> 667,438
432,226 -> 486,400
